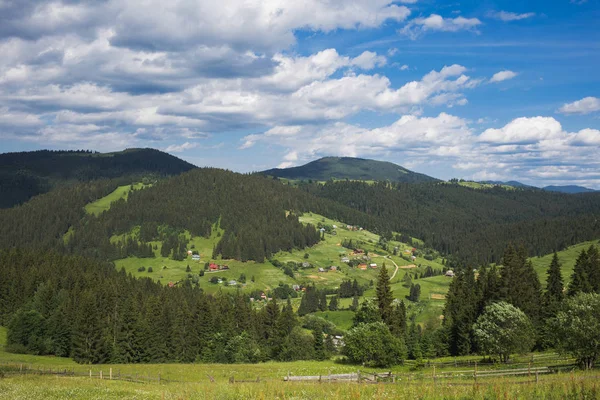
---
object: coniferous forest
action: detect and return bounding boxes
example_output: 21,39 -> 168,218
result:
0,150 -> 600,369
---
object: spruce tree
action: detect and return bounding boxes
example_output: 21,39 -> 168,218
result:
545,253 -> 564,305
389,300 -> 407,339
376,264 -> 394,324
568,249 -> 592,296
71,291 -> 106,364
328,296 -> 338,311
350,295 -> 359,311
313,325 -> 326,360
500,245 -> 541,322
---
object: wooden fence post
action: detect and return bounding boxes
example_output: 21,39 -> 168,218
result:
100,370 -> 103,380
158,373 -> 161,383
110,368 -> 112,380
89,369 -> 92,379
474,361 -> 477,383
357,370 -> 361,383
433,365 -> 436,384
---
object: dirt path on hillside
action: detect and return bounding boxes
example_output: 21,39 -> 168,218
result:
374,255 -> 400,281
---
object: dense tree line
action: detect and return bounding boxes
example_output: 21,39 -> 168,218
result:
1,249 -> 334,364
441,244 -> 600,367
0,148 -> 195,208
299,180 -> 600,264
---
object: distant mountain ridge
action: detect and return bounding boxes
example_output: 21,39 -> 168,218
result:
260,157 -> 439,183
482,180 -> 535,189
482,181 -> 597,194
542,185 -> 597,194
0,148 -> 196,208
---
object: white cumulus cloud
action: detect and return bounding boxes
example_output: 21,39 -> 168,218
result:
490,70 -> 517,83
559,97 -> 600,115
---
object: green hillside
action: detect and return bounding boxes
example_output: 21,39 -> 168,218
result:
0,148 -> 195,208
531,239 -> 600,288
260,156 -> 439,183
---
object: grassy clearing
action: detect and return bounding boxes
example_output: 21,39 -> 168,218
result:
84,182 -> 148,216
530,240 -> 600,288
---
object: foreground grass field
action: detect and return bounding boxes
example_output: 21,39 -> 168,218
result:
1,327 -> 598,399
2,373 -> 599,400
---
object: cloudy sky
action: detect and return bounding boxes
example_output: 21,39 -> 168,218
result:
1,0 -> 599,187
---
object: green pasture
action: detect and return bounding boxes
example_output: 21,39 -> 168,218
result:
85,182 -> 149,216
530,239 -> 600,288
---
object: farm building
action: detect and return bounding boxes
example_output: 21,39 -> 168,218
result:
221,265 -> 229,270
353,249 -> 364,255
187,250 -> 193,255
330,265 -> 338,271
302,262 -> 311,268
445,270 -> 455,277
209,263 -> 219,271
341,257 -> 350,263
358,264 -> 368,270
191,254 -> 200,261
228,280 -> 237,286
318,267 -> 326,273
370,263 -> 377,269
292,284 -> 301,291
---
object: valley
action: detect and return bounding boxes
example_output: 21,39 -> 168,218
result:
1,149 -> 599,400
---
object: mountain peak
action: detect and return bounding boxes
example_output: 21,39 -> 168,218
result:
260,156 -> 438,183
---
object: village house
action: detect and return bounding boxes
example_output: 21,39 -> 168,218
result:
292,284 -> 301,291
445,270 -> 455,277
228,280 -> 237,286
301,262 -> 311,268
341,257 -> 350,263
187,250 -> 193,255
318,267 -> 326,273
358,263 -> 368,270
209,263 -> 219,271
370,263 -> 377,269
191,254 -> 200,261
221,265 -> 229,270
330,265 -> 338,271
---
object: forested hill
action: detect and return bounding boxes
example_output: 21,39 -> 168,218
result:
260,156 -> 439,183
1,161 -> 600,266
299,181 -> 600,265
0,148 -> 196,208
0,168 -> 385,263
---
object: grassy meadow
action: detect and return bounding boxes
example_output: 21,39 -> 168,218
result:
531,240 -> 600,288
1,326 -> 598,399
82,189 -> 598,331
84,182 -> 148,216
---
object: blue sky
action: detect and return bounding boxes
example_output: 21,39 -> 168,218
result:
0,0 -> 599,187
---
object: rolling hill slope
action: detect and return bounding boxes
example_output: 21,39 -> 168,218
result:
260,156 -> 439,183
0,148 -> 196,208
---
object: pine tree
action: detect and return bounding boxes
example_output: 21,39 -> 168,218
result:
328,296 -> 338,311
318,291 -> 327,312
376,264 -> 394,324
568,249 -> 592,295
500,245 -> 541,322
71,291 -> 106,364
389,300 -> 407,339
313,325 -> 326,360
350,295 -> 359,311
545,253 -> 564,306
